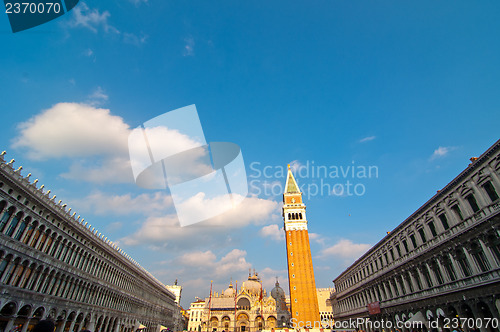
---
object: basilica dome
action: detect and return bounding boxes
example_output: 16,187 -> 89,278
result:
271,280 -> 285,300
224,282 -> 236,297
241,272 -> 262,295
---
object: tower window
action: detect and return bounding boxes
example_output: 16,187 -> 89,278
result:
290,252 -> 293,256
292,274 -> 295,278
294,299 -> 297,303
293,286 -> 296,290
483,181 -> 499,202
299,213 -> 302,219
288,213 -> 291,220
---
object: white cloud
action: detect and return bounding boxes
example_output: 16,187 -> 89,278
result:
175,249 -> 251,277
13,102 -> 211,185
430,146 -> 455,160
319,239 -> 371,260
61,156 -> 134,184
289,160 -> 305,174
83,48 -> 93,57
68,2 -> 119,34
123,32 -> 148,46
70,190 -> 173,216
258,267 -> 288,291
129,0 -> 148,5
121,196 -> 279,246
87,86 -> 109,106
308,232 -> 325,245
183,37 -> 195,56
259,224 -> 284,242
359,136 -> 376,143
12,103 -> 129,160
179,250 -> 217,267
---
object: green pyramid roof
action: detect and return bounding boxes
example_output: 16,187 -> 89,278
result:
285,166 -> 300,193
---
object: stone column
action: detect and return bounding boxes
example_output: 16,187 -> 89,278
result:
486,165 -> 500,191
87,315 -> 96,332
479,238 -> 498,269
425,263 -> 439,286
448,252 -> 464,279
435,258 -> 450,283
408,271 -> 419,291
388,279 -> 398,297
394,277 -> 403,296
21,319 -> 31,332
456,195 -> 472,218
4,317 -> 16,332
416,266 -> 429,289
54,320 -> 65,332
469,181 -> 488,208
382,281 -> 391,300
462,246 -> 480,275
401,274 -> 412,294
68,319 -> 77,332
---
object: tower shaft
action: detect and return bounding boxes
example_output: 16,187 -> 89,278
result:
283,165 -> 320,325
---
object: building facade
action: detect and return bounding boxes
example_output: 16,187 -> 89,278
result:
188,299 -> 206,332
166,282 -> 184,332
0,153 -> 177,332
332,139 -> 500,331
282,165 -> 320,325
316,288 -> 334,322
200,272 -> 290,332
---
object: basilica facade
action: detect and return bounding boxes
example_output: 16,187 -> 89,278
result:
0,152 -> 177,332
200,272 -> 290,332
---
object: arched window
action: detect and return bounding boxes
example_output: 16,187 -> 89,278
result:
0,201 -> 6,214
18,220 -> 32,241
29,227 -> 41,247
37,230 -> 49,251
0,206 -> 15,232
288,213 -> 291,220
22,222 -> 36,244
5,212 -> 23,236
43,233 -> 55,253
299,213 -> 302,219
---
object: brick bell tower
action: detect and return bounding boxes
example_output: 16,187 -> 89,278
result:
283,165 -> 320,325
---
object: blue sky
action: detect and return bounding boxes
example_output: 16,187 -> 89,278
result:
1,0 -> 500,308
